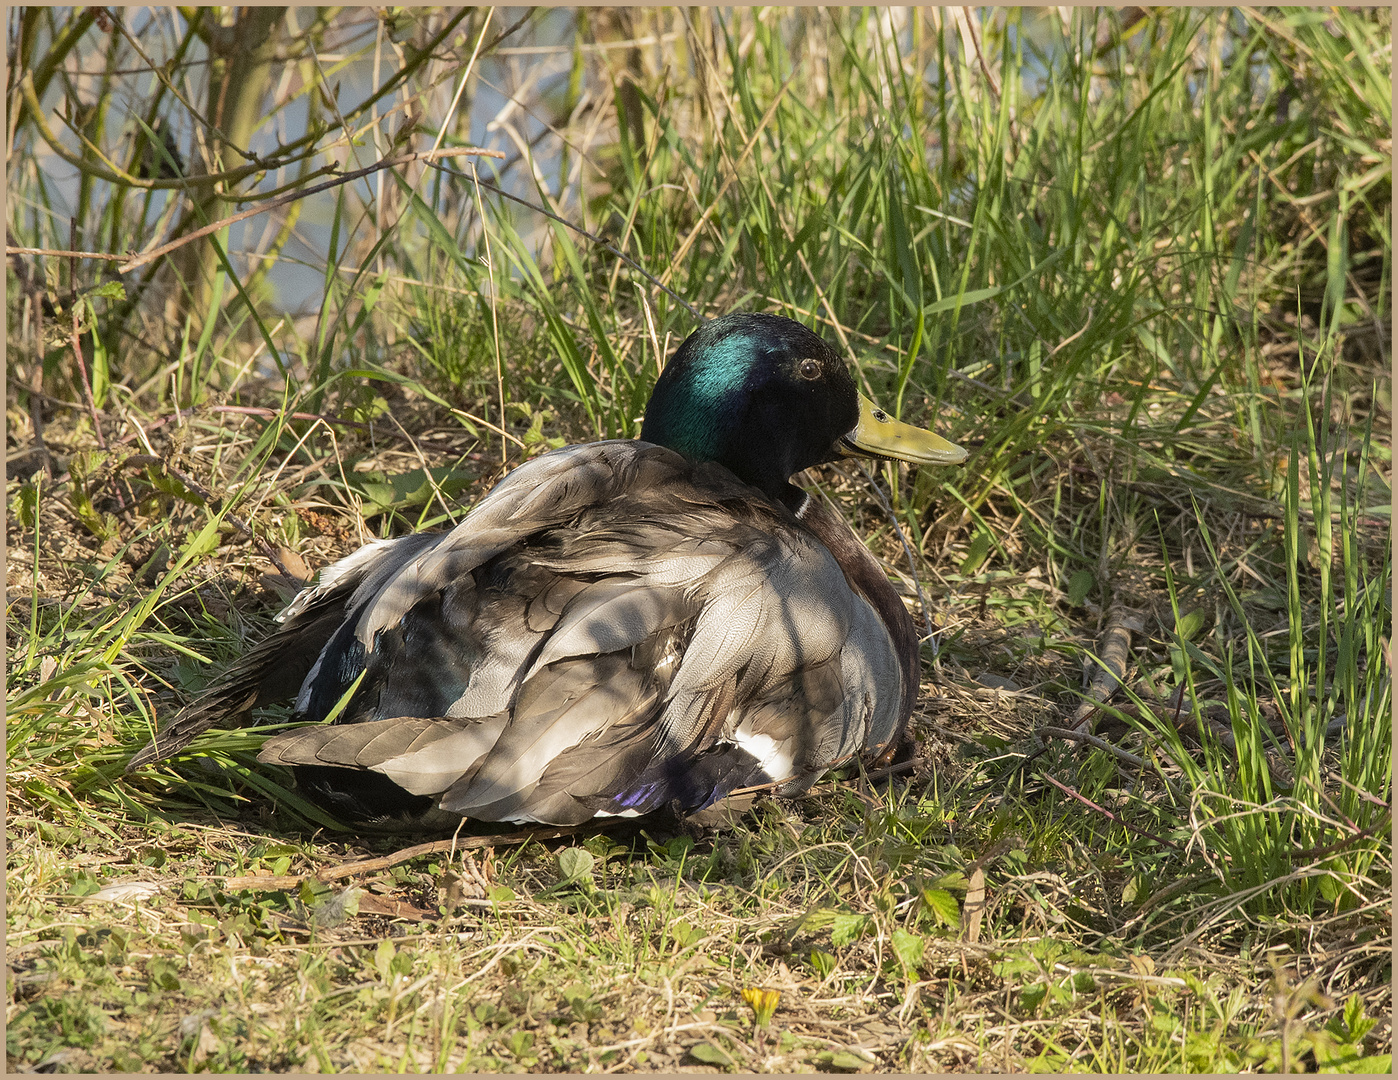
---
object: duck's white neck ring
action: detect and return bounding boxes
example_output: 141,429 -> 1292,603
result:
793,491 -> 812,521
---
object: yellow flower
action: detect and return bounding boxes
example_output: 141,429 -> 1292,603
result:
740,987 -> 781,1028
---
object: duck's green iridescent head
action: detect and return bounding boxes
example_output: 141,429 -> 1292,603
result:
640,313 -> 965,508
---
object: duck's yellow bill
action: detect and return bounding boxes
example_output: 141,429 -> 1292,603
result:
842,394 -> 967,465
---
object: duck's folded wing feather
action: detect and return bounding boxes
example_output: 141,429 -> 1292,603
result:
521,579 -> 688,674
348,443 -> 648,644
439,651 -> 664,821
255,645 -> 677,824
257,715 -> 510,796
257,715 -> 476,770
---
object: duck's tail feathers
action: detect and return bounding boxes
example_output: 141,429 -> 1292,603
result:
126,533 -> 442,773
124,604 -> 349,772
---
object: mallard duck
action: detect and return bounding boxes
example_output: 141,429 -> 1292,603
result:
128,313 -> 965,826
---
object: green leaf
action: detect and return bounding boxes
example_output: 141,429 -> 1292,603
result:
179,523 -> 220,562
68,872 -> 100,897
40,823 -> 83,847
815,1049 -> 872,1071
147,957 -> 182,992
1335,994 -> 1378,1043
891,928 -> 925,975
15,481 -> 38,529
506,1030 -> 534,1058
1321,1053 -> 1392,1074
923,285 -> 1002,316
556,847 -> 595,885
1068,570 -> 1095,607
688,1041 -> 734,1066
921,887 -> 961,928
351,466 -> 474,515
1176,608 -> 1207,641
960,529 -> 993,575
144,467 -> 206,506
562,981 -> 603,1021
830,912 -> 870,948
82,280 -> 126,302
374,940 -> 403,981
298,878 -> 331,906
800,908 -> 839,933
670,919 -> 701,948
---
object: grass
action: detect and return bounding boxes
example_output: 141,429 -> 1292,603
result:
6,6 -> 1391,1072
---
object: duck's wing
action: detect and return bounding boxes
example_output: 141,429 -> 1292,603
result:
128,443 -> 664,771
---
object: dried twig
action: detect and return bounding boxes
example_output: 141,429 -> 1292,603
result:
115,145 -> 504,275
656,71 -> 794,291
1037,722 -> 1186,803
863,759 -> 920,783
460,174 -> 700,320
66,226 -> 107,454
64,232 -> 136,512
219,826 -> 581,892
118,453 -> 295,579
7,246 -> 127,261
1069,602 -> 1144,729
1038,724 -> 1147,769
1040,773 -> 1185,852
115,403 -> 406,445
9,236 -> 56,476
1289,808 -> 1392,861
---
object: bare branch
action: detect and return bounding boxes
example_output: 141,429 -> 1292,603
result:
114,146 -> 504,275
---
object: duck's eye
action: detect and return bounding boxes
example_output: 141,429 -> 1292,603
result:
797,359 -> 821,380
